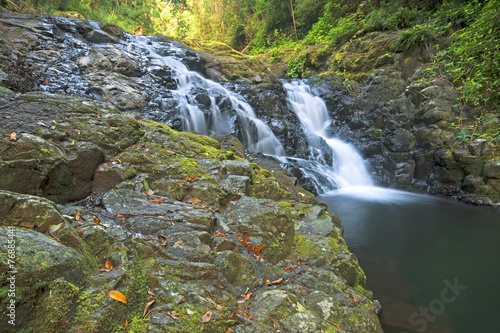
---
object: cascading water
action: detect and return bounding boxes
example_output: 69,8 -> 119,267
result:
126,36 -> 285,156
282,80 -> 374,190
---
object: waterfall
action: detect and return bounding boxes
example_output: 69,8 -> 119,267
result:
128,36 -> 285,156
282,80 -> 374,190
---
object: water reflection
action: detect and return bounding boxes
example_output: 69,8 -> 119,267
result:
319,188 -> 500,333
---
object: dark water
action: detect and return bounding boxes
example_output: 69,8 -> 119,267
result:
318,187 -> 500,333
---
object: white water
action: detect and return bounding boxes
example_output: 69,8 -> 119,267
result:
128,36 -> 285,156
283,81 -> 374,189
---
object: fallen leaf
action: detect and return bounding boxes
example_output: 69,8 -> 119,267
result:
9,132 -> 16,142
37,121 -> 49,127
177,295 -> 185,304
147,288 -> 157,299
186,176 -> 199,182
75,211 -> 82,221
353,296 -> 358,302
109,290 -> 127,304
124,315 -> 128,329
185,198 -> 201,205
166,149 -> 175,154
144,189 -> 154,196
173,240 -> 183,247
263,275 -> 271,285
141,299 -> 156,318
198,295 -> 208,303
265,203 -> 274,207
240,292 -> 253,301
158,234 -> 167,248
150,199 -> 163,204
165,311 -> 180,320
93,218 -> 100,225
177,313 -> 190,319
235,313 -> 252,325
271,277 -> 285,285
116,213 -> 123,218
143,179 -> 150,192
105,260 -> 113,270
201,311 -> 212,323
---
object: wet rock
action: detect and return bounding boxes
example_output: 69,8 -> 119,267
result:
75,21 -> 119,44
85,72 -> 146,110
395,161 -> 416,185
386,128 -> 417,152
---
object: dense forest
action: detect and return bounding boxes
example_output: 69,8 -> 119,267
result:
2,0 -> 498,112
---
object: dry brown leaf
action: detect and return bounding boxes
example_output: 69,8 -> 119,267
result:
158,234 -> 167,248
147,288 -> 157,299
201,311 -> 212,323
198,295 -> 208,303
75,211 -> 82,221
141,299 -> 156,319
173,240 -> 183,247
124,315 -> 128,329
265,203 -> 274,207
263,275 -> 271,285
109,290 -> 127,304
166,149 -> 175,154
271,277 -> 285,285
177,295 -> 185,304
235,313 -> 252,325
186,198 -> 201,205
9,132 -> 17,142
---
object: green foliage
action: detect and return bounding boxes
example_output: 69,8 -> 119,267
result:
287,53 -> 310,78
394,23 -> 444,50
425,0 -> 500,109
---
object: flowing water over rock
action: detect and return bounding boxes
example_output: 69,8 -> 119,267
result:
37,16 -> 284,156
281,81 -> 374,191
34,15 -> 371,190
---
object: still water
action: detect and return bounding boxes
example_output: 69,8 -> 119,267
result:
319,187 -> 500,333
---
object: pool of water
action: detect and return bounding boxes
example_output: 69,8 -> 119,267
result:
319,187 -> 500,333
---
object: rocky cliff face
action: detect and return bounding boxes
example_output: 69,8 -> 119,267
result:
0,10 -> 382,333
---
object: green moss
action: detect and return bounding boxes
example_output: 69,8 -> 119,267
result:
172,307 -> 234,333
32,279 -> 80,332
74,291 -> 107,329
294,236 -> 320,258
353,284 -> 373,299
